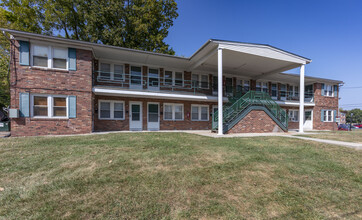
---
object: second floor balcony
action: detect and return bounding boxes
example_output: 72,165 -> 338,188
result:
94,70 -> 315,103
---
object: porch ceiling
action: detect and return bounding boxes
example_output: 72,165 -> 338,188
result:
189,40 -> 312,78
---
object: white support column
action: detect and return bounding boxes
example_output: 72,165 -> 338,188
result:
218,47 -> 223,135
299,64 -> 305,133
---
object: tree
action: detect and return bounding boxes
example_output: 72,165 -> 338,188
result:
0,0 -> 43,108
0,0 -> 178,108
346,108 -> 362,124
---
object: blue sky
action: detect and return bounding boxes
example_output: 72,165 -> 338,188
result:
165,0 -> 362,110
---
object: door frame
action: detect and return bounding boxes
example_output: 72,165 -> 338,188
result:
147,102 -> 160,131
129,101 -> 143,131
304,110 -> 313,130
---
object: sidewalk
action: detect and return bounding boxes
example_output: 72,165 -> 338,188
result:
186,130 -> 362,150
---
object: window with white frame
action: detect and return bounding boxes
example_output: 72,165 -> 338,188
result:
32,44 -> 68,70
288,110 -> 299,122
99,62 -> 124,81
164,103 -> 183,120
191,105 -> 209,121
99,100 -> 125,120
32,95 -> 67,118
289,85 -> 299,99
164,70 -> 183,87
323,110 -> 333,122
325,84 -> 334,97
192,74 -> 209,89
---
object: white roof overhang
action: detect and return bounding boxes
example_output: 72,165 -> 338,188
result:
188,40 -> 312,79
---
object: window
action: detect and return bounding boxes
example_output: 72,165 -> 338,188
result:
305,84 -> 313,99
164,70 -> 183,87
130,66 -> 142,86
288,85 -> 299,99
191,105 -> 209,121
225,78 -> 233,94
33,45 -> 48,67
271,83 -> 277,98
256,82 -> 262,92
244,80 -> 250,92
148,68 -> 159,88
192,74 -> 209,89
288,110 -> 299,122
164,103 -> 184,120
32,95 -> 68,118
262,82 -> 268,93
280,84 -> 287,100
175,72 -> 183,86
325,84 -> 334,97
99,100 -> 125,120
33,96 -> 48,116
323,110 -> 333,122
99,62 -> 124,81
31,44 -> 68,69
53,47 -> 67,69
53,97 -> 67,117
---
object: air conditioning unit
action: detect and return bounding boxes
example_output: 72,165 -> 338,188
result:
9,109 -> 19,118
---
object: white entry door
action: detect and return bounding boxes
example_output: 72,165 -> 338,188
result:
129,102 -> 142,131
147,103 -> 159,131
304,110 -> 313,130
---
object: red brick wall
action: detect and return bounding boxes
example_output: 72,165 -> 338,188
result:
9,40 -> 93,137
227,110 -> 284,133
312,83 -> 338,131
94,95 -> 216,131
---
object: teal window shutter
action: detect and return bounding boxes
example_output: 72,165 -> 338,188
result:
321,110 -> 325,122
68,48 -> 77,71
333,110 -> 337,122
333,85 -> 338,97
19,92 -> 30,117
19,41 -> 30,66
321,83 -> 325,96
68,96 -> 77,118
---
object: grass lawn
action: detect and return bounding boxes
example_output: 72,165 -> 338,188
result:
0,133 -> 361,219
300,129 -> 362,143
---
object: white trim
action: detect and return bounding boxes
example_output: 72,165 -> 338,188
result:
30,94 -> 68,119
288,110 -> 299,122
129,101 -> 143,131
98,100 -> 125,120
163,70 -> 184,87
275,101 -> 315,107
30,43 -> 69,70
93,87 -> 229,102
163,103 -> 184,121
130,65 -> 143,89
192,73 -> 209,89
147,102 -> 160,131
191,104 -> 209,121
99,61 -> 125,81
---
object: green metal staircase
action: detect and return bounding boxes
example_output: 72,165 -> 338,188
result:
212,91 -> 288,133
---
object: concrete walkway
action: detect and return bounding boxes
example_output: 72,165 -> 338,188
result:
186,130 -> 362,150
286,135 -> 362,150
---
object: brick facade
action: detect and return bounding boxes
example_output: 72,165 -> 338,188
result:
9,40 -> 93,137
8,37 -> 341,136
227,110 -> 284,133
94,95 -> 214,131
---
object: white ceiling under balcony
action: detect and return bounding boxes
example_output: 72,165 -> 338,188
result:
188,40 -> 312,78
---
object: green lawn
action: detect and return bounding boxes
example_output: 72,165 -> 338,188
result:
300,129 -> 362,143
0,133 -> 361,219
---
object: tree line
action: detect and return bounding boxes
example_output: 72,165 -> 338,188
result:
0,0 -> 178,108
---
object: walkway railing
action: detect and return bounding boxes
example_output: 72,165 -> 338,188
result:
212,91 -> 288,132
